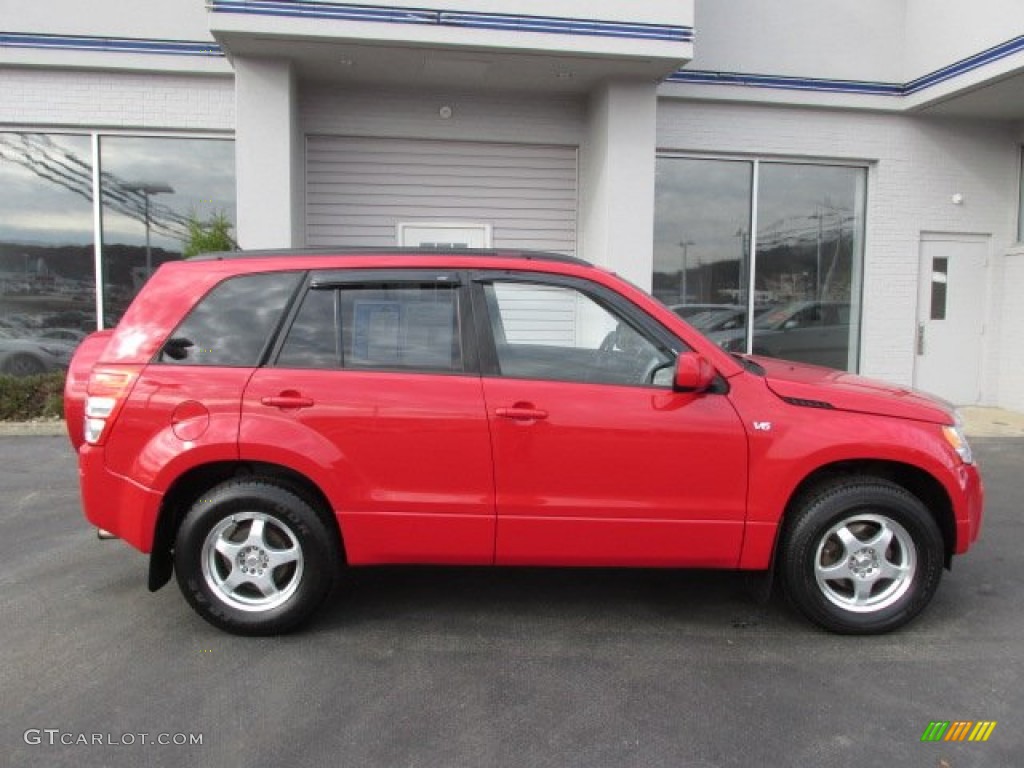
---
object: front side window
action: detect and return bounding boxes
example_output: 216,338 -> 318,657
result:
481,280 -> 672,386
277,282 -> 463,373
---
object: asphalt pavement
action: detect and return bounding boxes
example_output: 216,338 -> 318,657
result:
2,434 -> 1021,768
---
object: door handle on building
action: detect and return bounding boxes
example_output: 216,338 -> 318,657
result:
916,322 -> 925,355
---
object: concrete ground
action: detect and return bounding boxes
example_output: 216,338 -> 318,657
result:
1,433 -> 1021,768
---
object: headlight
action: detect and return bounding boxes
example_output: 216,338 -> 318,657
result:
942,417 -> 973,464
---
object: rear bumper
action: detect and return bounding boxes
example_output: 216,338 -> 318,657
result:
79,445 -> 162,553
953,462 -> 984,554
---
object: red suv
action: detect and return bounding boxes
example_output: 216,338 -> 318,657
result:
66,249 -> 983,635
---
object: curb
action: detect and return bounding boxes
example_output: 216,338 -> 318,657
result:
0,420 -> 67,437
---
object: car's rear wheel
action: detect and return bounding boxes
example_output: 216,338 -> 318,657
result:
780,478 -> 944,634
174,479 -> 339,635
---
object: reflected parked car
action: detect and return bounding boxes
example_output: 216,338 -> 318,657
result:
669,303 -> 740,321
709,300 -> 851,369
34,327 -> 88,345
0,328 -> 72,376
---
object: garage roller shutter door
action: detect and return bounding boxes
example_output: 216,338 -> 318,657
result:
306,136 -> 578,254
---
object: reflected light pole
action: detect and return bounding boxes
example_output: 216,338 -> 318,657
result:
124,182 -> 174,279
678,239 -> 695,303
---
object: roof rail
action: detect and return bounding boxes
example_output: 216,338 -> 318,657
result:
193,246 -> 590,267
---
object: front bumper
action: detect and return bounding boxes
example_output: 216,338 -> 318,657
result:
953,461 -> 984,554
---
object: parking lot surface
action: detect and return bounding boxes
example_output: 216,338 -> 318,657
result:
2,435 -> 1021,767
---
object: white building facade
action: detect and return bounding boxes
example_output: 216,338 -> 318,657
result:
2,0 -> 1023,408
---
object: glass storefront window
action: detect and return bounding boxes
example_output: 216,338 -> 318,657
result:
654,158 -> 752,311
99,136 -> 235,326
655,156 -> 866,372
0,132 -> 95,376
754,163 -> 865,371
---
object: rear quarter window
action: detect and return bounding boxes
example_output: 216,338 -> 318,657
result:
158,272 -> 302,366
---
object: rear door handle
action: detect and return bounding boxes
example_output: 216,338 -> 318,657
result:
495,406 -> 548,421
261,394 -> 315,409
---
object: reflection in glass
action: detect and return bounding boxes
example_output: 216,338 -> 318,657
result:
753,163 -> 865,370
654,158 -> 752,314
100,136 -> 235,326
0,132 -> 95,374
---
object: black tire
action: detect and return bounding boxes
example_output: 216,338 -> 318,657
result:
174,479 -> 340,635
779,478 -> 944,634
2,353 -> 46,377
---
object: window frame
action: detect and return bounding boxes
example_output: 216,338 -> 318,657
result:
154,270 -> 305,367
269,269 -> 479,377
469,270 -> 683,387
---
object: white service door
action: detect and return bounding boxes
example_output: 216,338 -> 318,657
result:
913,236 -> 988,404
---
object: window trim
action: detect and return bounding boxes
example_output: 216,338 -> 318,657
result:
269,269 -> 479,376
469,270 -> 682,386
154,270 -> 304,368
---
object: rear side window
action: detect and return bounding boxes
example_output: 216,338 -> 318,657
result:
158,272 -> 302,366
277,282 -> 463,373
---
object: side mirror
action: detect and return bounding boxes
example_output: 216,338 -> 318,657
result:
674,352 -> 716,393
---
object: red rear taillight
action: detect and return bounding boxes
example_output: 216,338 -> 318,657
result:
84,365 -> 143,446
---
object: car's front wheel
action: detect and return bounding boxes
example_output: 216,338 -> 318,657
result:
174,479 -> 340,635
780,478 -> 944,634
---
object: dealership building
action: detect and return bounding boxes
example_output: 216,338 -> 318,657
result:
2,0 -> 1023,408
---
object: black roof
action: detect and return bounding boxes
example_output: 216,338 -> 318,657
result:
194,246 -> 590,267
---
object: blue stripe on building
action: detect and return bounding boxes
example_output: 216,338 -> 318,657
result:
0,32 -> 223,57
208,1 -> 693,42
671,33 -> 1024,97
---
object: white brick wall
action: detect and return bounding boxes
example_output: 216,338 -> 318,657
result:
656,99 -> 1019,399
999,249 -> 1024,411
0,68 -> 234,131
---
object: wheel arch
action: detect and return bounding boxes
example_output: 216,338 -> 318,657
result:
780,459 -> 956,567
148,460 -> 344,592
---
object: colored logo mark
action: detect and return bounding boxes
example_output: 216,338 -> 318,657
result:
921,721 -> 997,742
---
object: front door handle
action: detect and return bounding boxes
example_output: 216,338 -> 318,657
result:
495,406 -> 548,421
261,392 -> 315,409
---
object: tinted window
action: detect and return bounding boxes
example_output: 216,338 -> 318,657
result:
160,272 -> 301,366
276,282 -> 463,373
483,281 -> 671,386
277,288 -> 339,368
